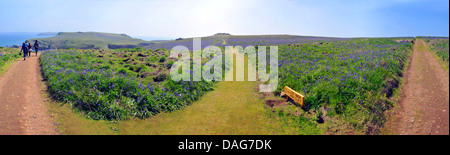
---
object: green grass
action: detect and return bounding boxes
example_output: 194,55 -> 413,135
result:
119,54 -> 298,135
50,53 -> 299,135
119,81 -> 276,135
0,48 -> 21,76
272,38 -> 413,134
50,80 -> 299,135
40,48 -> 215,120
44,38 -> 413,135
379,40 -> 415,135
0,58 -> 18,77
48,101 -> 118,135
422,38 -> 449,71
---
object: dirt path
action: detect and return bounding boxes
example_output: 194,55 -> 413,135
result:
0,53 -> 56,135
388,39 -> 449,135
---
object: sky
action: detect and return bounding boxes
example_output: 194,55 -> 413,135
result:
0,0 -> 448,38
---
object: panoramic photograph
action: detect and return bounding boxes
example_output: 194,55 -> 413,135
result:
0,0 -> 448,143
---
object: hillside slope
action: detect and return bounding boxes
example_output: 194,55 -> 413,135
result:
143,35 -> 350,50
30,32 -> 152,50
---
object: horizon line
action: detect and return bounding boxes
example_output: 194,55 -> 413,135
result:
0,31 -> 449,39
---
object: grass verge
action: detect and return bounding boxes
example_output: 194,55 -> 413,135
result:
0,58 -> 20,77
421,39 -> 449,72
379,39 -> 414,135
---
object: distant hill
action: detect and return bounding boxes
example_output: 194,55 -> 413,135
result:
214,33 -> 231,36
30,32 -> 352,50
30,32 -> 152,50
37,32 -> 58,36
417,36 -> 449,39
143,34 -> 350,50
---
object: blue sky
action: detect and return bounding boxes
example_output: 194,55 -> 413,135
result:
0,0 -> 448,38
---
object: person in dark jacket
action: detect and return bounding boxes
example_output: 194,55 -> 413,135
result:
33,40 -> 39,56
27,40 -> 32,57
20,41 -> 28,60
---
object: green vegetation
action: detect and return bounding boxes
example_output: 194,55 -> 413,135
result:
40,48 -> 215,120
38,37 -> 413,135
274,38 -> 413,134
48,53 -> 299,135
31,32 -> 152,50
0,48 -> 21,75
118,81 -> 290,135
423,38 -> 449,69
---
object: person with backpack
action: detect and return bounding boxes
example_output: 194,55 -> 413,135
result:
34,40 -> 39,56
20,41 -> 28,60
27,40 -> 32,57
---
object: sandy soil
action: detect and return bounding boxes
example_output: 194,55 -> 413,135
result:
0,53 -> 56,135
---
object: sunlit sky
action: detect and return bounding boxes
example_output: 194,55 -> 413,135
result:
0,0 -> 448,38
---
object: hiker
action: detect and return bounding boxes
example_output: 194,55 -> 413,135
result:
34,40 -> 39,56
20,41 -> 28,60
27,40 -> 32,57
